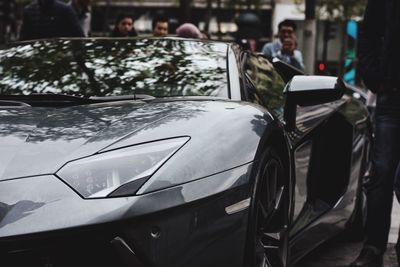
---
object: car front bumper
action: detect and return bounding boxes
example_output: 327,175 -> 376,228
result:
0,163 -> 253,267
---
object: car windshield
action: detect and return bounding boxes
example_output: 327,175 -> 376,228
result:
0,38 -> 229,98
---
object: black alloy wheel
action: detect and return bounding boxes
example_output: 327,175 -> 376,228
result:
247,147 -> 289,267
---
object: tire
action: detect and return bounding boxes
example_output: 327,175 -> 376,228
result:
245,147 -> 290,267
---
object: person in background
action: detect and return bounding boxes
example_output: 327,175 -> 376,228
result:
152,15 -> 169,37
69,0 -> 91,37
261,19 -> 304,71
110,13 -> 137,38
349,0 -> 400,265
20,0 -> 84,40
200,30 -> 210,40
176,23 -> 202,39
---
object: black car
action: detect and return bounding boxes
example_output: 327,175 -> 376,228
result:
0,38 -> 371,267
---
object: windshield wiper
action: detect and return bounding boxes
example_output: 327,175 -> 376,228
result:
0,94 -> 95,107
90,94 -> 156,101
0,94 -> 156,107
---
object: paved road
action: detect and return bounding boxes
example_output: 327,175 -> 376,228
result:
295,199 -> 400,267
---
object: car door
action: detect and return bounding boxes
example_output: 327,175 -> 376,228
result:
242,53 -> 342,225
242,53 -> 369,263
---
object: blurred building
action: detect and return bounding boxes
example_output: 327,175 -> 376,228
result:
91,0 -> 273,41
272,0 -> 349,76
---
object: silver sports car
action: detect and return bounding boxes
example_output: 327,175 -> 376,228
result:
0,38 -> 371,267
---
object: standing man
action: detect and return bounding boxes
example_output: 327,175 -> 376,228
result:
152,15 -> 168,37
350,0 -> 400,266
69,0 -> 91,37
20,0 -> 84,40
261,19 -> 304,71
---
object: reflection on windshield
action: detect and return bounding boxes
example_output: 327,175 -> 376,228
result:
245,55 -> 285,116
0,39 -> 228,98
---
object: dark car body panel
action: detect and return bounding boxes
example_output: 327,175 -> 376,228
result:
0,162 -> 252,237
0,171 -> 252,267
287,96 -> 370,262
240,51 -> 371,264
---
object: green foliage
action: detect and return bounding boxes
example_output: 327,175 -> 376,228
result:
318,0 -> 367,19
295,0 -> 367,20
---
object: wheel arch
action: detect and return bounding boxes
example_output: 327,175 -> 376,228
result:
254,122 -> 292,194
250,121 -> 292,216
243,121 -> 293,267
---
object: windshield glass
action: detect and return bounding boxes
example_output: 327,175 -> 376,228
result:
0,38 -> 228,98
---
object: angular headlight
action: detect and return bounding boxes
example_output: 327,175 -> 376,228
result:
57,137 -> 189,198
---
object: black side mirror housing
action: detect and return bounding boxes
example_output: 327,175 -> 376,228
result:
283,75 -> 346,131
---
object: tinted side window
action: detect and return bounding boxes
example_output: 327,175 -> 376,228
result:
244,54 -> 286,116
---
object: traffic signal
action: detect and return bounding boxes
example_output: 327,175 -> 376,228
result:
316,61 -> 327,75
318,62 -> 326,72
316,61 -> 338,76
323,21 -> 337,41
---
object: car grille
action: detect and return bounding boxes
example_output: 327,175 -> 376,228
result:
1,229 -> 145,267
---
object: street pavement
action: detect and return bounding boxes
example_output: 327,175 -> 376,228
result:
295,199 -> 400,267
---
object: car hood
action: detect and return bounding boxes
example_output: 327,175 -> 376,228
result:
0,100 -> 163,180
0,99 -> 269,182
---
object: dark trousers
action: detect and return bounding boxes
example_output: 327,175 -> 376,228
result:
365,92 -> 400,252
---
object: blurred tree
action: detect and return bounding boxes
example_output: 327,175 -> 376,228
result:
295,0 -> 367,20
317,0 -> 367,20
294,0 -> 366,75
315,0 -> 366,77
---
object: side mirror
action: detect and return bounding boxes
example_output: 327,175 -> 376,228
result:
271,57 -> 304,83
283,75 -> 346,131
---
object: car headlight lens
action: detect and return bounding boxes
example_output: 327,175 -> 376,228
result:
57,137 -> 189,198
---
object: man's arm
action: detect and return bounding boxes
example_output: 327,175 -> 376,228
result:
359,0 -> 385,92
261,42 -> 274,60
292,50 -> 305,71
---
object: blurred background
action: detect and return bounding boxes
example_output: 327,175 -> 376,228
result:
0,0 -> 367,84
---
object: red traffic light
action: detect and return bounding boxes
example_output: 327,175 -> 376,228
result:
318,63 -> 326,72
